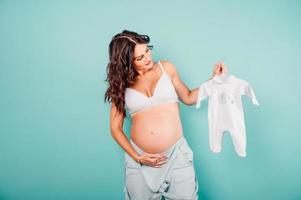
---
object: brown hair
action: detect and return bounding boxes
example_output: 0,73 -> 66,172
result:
104,30 -> 153,118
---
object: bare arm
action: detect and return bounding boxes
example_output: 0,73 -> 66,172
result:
162,60 -> 225,105
110,103 -> 140,162
110,103 -> 167,166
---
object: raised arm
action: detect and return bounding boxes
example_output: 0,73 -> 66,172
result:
162,60 -> 226,105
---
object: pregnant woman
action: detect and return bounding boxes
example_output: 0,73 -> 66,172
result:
104,30 -> 225,200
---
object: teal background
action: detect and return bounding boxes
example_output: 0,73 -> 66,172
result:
1,1 -> 300,200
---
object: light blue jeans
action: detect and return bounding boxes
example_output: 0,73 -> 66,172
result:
124,136 -> 199,200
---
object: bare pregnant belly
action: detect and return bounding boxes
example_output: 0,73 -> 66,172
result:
130,102 -> 183,154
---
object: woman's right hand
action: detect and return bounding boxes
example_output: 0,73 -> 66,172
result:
137,153 -> 167,168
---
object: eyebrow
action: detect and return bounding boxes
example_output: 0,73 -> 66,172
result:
134,47 -> 149,59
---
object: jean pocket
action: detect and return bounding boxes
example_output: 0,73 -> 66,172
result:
181,144 -> 194,163
173,144 -> 194,169
124,153 -> 140,169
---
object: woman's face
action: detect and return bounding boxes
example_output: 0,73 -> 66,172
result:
132,43 -> 153,74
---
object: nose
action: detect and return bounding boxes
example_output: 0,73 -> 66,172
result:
144,55 -> 151,64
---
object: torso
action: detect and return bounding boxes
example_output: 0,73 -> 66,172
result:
128,61 -> 183,154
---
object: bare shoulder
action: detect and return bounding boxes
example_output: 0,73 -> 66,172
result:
160,60 -> 179,79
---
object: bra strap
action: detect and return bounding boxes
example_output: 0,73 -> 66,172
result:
158,61 -> 164,73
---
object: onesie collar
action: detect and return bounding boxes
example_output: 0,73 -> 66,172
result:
212,74 -> 235,84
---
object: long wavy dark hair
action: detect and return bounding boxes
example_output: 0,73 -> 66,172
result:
104,30 -> 153,118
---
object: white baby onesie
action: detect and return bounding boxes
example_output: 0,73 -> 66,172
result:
196,74 -> 259,157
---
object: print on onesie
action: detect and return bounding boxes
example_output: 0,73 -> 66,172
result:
196,74 -> 259,157
218,90 -> 236,105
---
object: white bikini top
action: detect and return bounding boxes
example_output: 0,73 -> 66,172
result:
125,61 -> 179,117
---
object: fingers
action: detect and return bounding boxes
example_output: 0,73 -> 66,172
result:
147,154 -> 163,159
140,153 -> 168,167
214,63 -> 222,71
213,61 -> 228,76
219,63 -> 228,74
217,62 -> 224,70
153,161 -> 167,168
150,155 -> 167,164
152,157 -> 167,167
156,155 -> 167,162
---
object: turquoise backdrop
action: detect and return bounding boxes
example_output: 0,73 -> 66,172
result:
1,1 -> 300,200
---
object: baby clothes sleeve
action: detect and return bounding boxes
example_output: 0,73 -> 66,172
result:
196,83 -> 209,109
240,80 -> 260,106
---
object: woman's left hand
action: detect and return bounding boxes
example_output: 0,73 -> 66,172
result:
211,61 -> 228,77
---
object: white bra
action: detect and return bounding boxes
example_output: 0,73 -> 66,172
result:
125,61 -> 179,117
